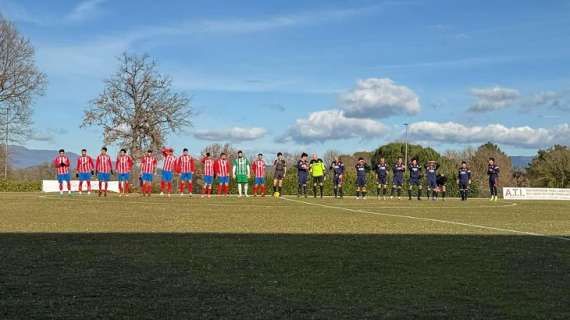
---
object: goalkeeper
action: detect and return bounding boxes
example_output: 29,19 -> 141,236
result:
309,153 -> 326,198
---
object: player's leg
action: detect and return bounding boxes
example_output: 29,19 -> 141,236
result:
376,182 -> 381,198
319,177 -> 324,198
408,182 -> 413,200
416,181 -> 423,200
312,178 -> 317,198
57,175 -> 64,195
333,176 -> 338,198
261,179 -> 266,196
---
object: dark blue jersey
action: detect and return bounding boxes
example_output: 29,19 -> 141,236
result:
329,161 -> 345,176
457,167 -> 471,184
376,162 -> 389,178
393,163 -> 406,179
408,163 -> 422,180
297,160 -> 309,173
355,162 -> 370,178
425,163 -> 439,181
487,164 -> 500,181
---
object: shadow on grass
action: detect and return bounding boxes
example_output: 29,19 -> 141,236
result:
0,233 -> 568,319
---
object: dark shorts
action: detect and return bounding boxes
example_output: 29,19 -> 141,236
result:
393,176 -> 403,186
409,179 -> 421,186
274,171 -> 285,180
428,177 -> 437,188
377,176 -> 387,185
333,175 -> 343,185
356,176 -> 367,188
298,172 -> 308,185
459,182 -> 469,190
312,176 -> 324,185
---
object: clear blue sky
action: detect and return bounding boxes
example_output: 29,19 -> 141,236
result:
1,0 -> 569,157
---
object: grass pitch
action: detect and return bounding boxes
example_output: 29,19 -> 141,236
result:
0,192 -> 569,319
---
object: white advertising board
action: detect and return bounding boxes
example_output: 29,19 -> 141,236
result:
503,187 -> 570,200
42,180 -> 120,193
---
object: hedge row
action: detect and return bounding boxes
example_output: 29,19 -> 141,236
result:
0,180 -> 42,192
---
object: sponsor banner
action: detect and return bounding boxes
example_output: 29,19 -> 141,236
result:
42,180 -> 120,193
503,187 -> 570,200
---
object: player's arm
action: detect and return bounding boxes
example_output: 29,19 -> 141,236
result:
283,164 -> 287,178
232,163 -> 236,179
108,158 -> 114,175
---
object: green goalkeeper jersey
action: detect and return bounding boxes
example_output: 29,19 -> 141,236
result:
309,159 -> 326,177
233,158 -> 250,176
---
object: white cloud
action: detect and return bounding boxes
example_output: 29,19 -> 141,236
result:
34,5 -> 385,86
278,110 -> 387,143
522,91 -> 569,111
194,127 -> 267,142
65,0 -> 107,23
408,121 -> 570,148
468,86 -> 520,112
339,78 -> 420,118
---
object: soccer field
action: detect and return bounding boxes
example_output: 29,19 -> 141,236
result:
1,193 -> 569,319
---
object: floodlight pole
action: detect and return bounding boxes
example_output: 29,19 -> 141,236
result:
403,123 -> 409,165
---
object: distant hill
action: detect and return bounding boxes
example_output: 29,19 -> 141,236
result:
510,156 -> 534,170
7,145 -> 79,169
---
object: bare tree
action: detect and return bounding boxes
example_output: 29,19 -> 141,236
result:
82,52 -> 191,160
323,149 -> 340,167
201,143 -> 237,160
0,16 -> 47,179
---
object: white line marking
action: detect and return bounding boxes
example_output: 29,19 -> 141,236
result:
281,197 -> 570,242
38,195 -> 294,208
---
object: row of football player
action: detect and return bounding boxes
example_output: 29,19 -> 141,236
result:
53,148 -> 500,200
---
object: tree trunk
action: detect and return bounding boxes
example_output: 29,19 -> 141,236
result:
4,107 -> 8,180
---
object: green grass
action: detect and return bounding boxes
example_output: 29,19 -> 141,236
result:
0,193 -> 569,319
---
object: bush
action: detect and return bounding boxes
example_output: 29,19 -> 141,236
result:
0,180 -> 41,192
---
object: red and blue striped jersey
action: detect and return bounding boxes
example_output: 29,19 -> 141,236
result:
76,156 -> 94,173
176,155 -> 195,173
54,156 -> 70,175
115,155 -> 133,174
96,155 -> 113,173
252,159 -> 266,178
215,159 -> 230,177
162,154 -> 176,172
141,156 -> 157,174
201,157 -> 215,176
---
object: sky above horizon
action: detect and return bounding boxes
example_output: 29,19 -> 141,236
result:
1,0 -> 569,157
